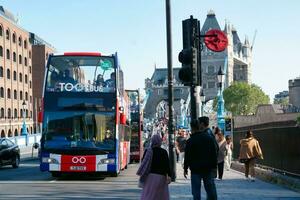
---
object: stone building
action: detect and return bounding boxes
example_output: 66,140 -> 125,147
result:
289,76 -> 300,109
201,10 -> 252,100
0,7 -> 54,137
144,67 -> 190,126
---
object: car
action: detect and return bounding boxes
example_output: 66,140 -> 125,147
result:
0,138 -> 20,168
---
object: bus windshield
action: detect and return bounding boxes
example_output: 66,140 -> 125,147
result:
46,56 -> 115,93
43,111 -> 116,153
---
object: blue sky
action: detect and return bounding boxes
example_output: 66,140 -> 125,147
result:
2,0 -> 300,100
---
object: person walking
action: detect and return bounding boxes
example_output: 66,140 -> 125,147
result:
224,135 -> 233,170
239,130 -> 263,182
184,117 -> 218,200
137,134 -> 171,200
216,130 -> 226,180
175,129 -> 187,166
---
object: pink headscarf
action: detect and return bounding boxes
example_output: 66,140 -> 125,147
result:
136,134 -> 162,181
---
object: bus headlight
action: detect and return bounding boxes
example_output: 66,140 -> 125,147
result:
98,158 -> 115,165
42,157 -> 59,164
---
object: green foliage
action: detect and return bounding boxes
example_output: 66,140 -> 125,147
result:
274,97 -> 289,106
220,82 -> 270,116
297,115 -> 300,125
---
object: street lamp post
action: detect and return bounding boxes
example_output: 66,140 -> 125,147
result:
21,100 -> 28,146
200,90 -> 205,116
217,67 -> 225,133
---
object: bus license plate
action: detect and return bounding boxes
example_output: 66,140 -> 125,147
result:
70,166 -> 86,171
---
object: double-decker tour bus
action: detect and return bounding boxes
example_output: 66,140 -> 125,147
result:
126,90 -> 142,163
39,52 -> 130,177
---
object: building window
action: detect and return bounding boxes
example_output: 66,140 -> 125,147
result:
13,52 -> 16,62
29,81 -> 32,88
0,26 -> 2,36
0,108 -> 4,118
24,57 -> 27,66
12,33 -> 16,43
14,90 -> 17,99
7,88 -> 11,99
0,66 -> 3,77
25,74 -> 28,84
30,95 -> 32,103
7,108 -> 11,118
25,92 -> 28,101
20,109 -> 22,117
7,69 -> 10,79
19,73 -> 22,82
30,111 -> 32,118
24,40 -> 27,49
29,66 -> 32,73
0,87 -> 4,98
14,109 -> 17,118
18,37 -> 22,46
19,55 -> 22,64
6,49 -> 10,59
207,66 -> 215,74
26,109 -> 28,118
6,29 -> 10,40
29,51 -> 31,59
20,91 -> 23,100
13,71 -> 16,81
0,46 -> 3,57
208,81 -> 215,89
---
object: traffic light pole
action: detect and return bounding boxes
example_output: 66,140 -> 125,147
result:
165,0 -> 176,182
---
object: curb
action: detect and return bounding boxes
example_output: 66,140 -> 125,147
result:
231,161 -> 300,192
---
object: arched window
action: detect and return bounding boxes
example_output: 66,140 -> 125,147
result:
30,95 -> 32,103
0,26 -> 3,36
29,51 -> 31,59
19,55 -> 22,64
12,33 -> 16,43
0,46 -> 3,57
24,57 -> 27,66
29,81 -> 32,88
13,52 -> 16,62
7,69 -> 10,79
8,129 -> 12,137
0,66 -> 3,77
0,87 -> 4,98
29,66 -> 32,73
26,109 -> 28,118
1,130 -> 5,138
20,91 -> 23,100
25,92 -> 28,100
0,108 -> 4,118
25,74 -> 28,83
6,29 -> 10,40
7,88 -> 11,99
7,108 -> 11,118
6,49 -> 10,59
20,109 -> 22,117
14,108 -> 17,118
14,90 -> 17,99
18,36 -> 22,46
14,129 -> 18,136
19,73 -> 22,82
24,40 -> 27,49
13,71 -> 16,80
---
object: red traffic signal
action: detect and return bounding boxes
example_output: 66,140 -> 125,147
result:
204,29 -> 228,52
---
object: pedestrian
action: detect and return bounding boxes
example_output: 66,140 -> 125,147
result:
216,130 -> 226,180
175,129 -> 187,166
224,135 -> 233,170
137,134 -> 171,200
239,130 -> 263,182
184,116 -> 218,200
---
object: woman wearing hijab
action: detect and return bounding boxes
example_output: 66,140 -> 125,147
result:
137,134 -> 171,200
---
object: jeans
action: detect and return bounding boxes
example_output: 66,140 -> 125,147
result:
191,172 -> 217,200
217,161 -> 224,179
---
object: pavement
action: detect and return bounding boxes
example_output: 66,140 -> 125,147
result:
172,164 -> 300,199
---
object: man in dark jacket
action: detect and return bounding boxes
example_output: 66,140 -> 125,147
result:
184,116 -> 218,200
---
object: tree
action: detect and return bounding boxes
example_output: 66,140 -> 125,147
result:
215,82 -> 270,116
274,97 -> 289,107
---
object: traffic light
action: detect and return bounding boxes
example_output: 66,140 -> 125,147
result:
178,47 -> 198,86
225,118 -> 232,132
